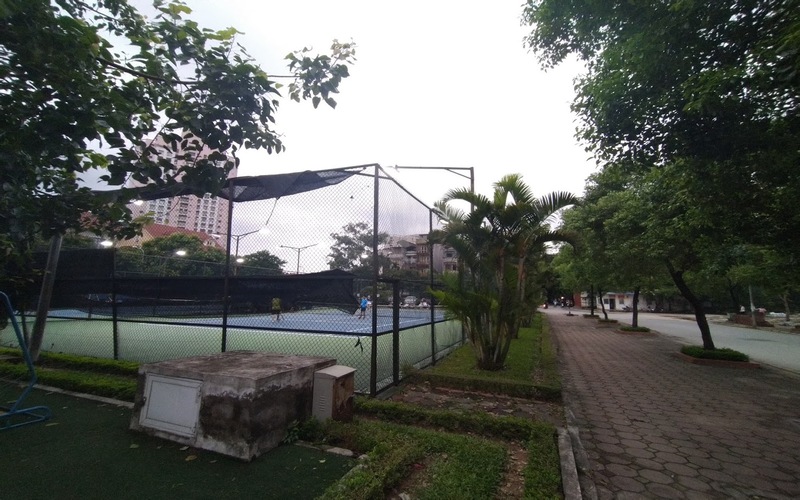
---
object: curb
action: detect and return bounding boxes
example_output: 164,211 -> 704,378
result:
31,382 -> 133,409
558,427 -> 581,499
557,407 -> 598,500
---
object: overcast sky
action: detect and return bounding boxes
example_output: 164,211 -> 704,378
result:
128,0 -> 596,206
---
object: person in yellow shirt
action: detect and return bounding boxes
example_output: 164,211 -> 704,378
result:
271,297 -> 282,321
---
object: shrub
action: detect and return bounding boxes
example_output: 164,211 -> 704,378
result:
680,345 -> 749,362
619,326 -> 651,332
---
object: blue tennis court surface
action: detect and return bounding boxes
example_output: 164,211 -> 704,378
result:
41,307 -> 447,334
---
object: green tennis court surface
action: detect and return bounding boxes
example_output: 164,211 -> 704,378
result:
0,389 -> 355,499
0,317 -> 463,393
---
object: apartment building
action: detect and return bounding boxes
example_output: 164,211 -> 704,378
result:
381,234 -> 458,274
125,137 -> 235,236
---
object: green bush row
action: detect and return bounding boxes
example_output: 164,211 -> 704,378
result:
355,397 -> 554,441
0,347 -> 140,376
0,362 -> 137,401
619,325 -> 651,332
318,419 -> 508,500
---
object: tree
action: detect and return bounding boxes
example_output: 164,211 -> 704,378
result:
615,164 -> 737,348
0,0 -> 355,280
327,222 -> 389,275
525,0 -> 800,246
433,174 -> 576,370
523,0 -> 800,347
237,250 -> 286,276
1,0 -> 355,360
137,233 -> 225,276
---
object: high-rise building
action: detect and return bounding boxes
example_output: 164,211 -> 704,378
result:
128,192 -> 230,236
125,137 -> 235,236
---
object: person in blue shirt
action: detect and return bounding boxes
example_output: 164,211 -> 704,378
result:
358,296 -> 368,319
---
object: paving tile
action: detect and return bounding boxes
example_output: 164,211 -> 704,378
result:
545,310 -> 800,499
677,446 -> 711,458
663,461 -> 699,477
605,463 -> 638,478
655,451 -> 690,464
639,468 -> 675,485
619,438 -> 648,449
625,447 -> 656,459
645,482 -> 685,498
676,475 -> 714,492
608,475 -> 646,493
633,457 -> 665,471
686,455 -> 723,470
697,467 -> 735,483
596,442 -> 625,454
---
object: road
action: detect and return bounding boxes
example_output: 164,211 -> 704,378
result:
598,310 -> 800,375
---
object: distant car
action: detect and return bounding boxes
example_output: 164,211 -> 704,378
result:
403,296 -> 418,307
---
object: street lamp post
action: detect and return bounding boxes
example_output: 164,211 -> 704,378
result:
280,244 -> 317,274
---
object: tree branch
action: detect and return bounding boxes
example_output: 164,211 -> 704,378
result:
97,56 -> 294,85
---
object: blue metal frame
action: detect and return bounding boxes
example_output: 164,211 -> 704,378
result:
0,292 -> 52,430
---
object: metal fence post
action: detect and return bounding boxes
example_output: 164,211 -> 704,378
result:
221,185 -> 235,353
369,164 -> 380,396
392,279 -> 400,385
112,248 -> 119,360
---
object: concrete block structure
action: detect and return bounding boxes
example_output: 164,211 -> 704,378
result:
130,351 -> 336,461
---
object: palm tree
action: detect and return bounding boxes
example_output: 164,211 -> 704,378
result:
432,174 -> 577,370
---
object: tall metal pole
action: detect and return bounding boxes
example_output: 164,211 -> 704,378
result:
429,208 -> 436,365
280,244 -> 317,274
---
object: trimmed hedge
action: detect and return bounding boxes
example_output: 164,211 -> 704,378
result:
680,345 -> 749,362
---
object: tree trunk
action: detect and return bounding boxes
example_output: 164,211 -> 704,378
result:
632,286 -> 640,327
725,277 -> 740,312
589,284 -> 595,316
665,260 -> 715,350
748,285 -> 757,328
29,234 -> 63,361
597,285 -> 608,320
781,291 -> 791,322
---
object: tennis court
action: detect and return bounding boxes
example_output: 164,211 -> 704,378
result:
0,307 -> 462,394
4,166 -> 468,394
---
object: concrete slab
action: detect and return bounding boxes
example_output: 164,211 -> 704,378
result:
130,351 -> 336,461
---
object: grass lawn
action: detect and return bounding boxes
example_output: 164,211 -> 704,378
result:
0,390 -> 354,499
407,314 -> 562,400
1,311 -> 563,499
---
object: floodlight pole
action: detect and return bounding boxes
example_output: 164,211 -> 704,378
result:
231,228 -> 262,258
390,165 -> 474,198
280,244 -> 317,274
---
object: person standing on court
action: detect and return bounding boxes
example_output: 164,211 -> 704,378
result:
271,297 -> 282,321
358,296 -> 368,319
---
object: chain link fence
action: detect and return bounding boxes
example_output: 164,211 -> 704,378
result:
1,165 -> 467,395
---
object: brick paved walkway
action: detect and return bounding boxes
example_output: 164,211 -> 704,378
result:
543,308 -> 800,499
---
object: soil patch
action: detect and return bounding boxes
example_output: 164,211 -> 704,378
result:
387,382 -> 565,428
